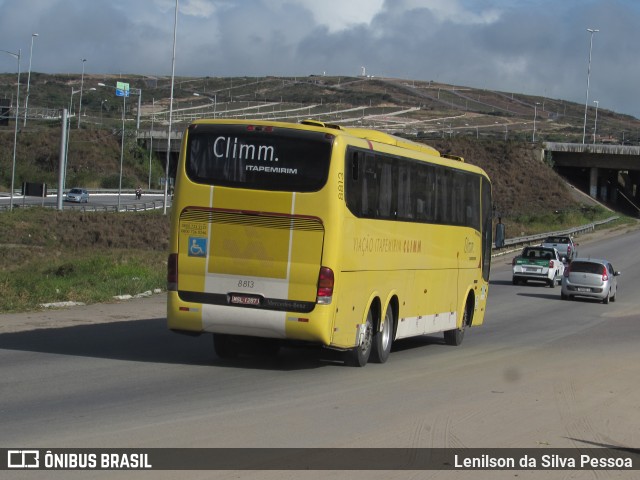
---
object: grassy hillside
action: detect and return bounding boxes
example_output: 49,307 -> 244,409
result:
0,209 -> 169,312
0,126 -> 165,191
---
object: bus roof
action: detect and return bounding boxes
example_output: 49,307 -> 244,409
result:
299,119 -> 442,157
188,118 -> 481,172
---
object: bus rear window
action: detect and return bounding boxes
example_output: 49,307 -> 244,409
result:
185,124 -> 333,192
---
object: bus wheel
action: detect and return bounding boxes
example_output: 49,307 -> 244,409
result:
346,309 -> 374,367
444,304 -> 469,346
254,338 -> 281,357
371,304 -> 394,364
213,334 -> 240,359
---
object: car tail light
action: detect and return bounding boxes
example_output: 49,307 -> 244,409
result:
317,267 -> 334,304
549,260 -> 555,268
564,265 -> 570,277
168,253 -> 178,291
601,266 -> 609,282
567,245 -> 572,257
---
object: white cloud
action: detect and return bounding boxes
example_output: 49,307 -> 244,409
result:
270,0 -> 385,32
180,0 -> 222,17
384,0 -> 501,25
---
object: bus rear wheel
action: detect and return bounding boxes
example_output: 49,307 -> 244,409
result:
444,302 -> 470,346
213,333 -> 241,359
346,309 -> 374,367
370,304 -> 394,364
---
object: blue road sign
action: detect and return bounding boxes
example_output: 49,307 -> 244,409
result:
116,82 -> 130,97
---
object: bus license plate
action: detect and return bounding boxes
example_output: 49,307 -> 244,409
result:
230,294 -> 261,306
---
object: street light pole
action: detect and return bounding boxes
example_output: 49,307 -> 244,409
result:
65,87 -> 95,192
1,48 -> 21,211
23,33 -> 38,127
582,28 -> 599,144
119,90 -> 126,210
100,99 -> 107,124
593,100 -> 599,144
77,58 -> 86,128
99,82 -> 132,210
164,0 -> 179,215
134,88 -> 142,132
149,97 -> 154,190
532,102 -> 540,142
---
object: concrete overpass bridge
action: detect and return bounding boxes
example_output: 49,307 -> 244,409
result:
544,142 -> 640,212
138,129 -> 184,153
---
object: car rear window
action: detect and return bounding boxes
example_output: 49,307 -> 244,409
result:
570,262 -> 603,274
523,248 -> 553,258
545,237 -> 568,244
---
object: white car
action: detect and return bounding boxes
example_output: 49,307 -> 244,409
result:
512,246 -> 565,287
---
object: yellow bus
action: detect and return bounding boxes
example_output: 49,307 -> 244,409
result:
167,119 -> 492,366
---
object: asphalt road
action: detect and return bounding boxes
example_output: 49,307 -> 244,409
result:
1,227 -> 639,479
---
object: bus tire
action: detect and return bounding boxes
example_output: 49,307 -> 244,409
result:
254,338 -> 281,357
213,333 -> 240,359
345,309 -> 374,367
371,304 -> 394,364
444,302 -> 469,346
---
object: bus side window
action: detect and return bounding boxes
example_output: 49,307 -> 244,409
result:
351,153 -> 359,181
346,150 -> 365,216
415,167 -> 428,221
378,160 -> 394,218
398,163 -> 413,219
363,154 -> 378,218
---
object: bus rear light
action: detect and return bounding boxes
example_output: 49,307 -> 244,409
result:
316,266 -> 334,304
168,253 -> 178,291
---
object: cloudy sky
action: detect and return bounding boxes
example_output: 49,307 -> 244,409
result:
2,0 -> 640,118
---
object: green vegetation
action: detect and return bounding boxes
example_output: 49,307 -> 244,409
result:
506,206 -> 634,237
0,128 -> 165,191
0,250 -> 166,312
0,208 -> 168,312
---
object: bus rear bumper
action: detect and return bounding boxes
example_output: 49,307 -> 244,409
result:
167,292 -> 333,344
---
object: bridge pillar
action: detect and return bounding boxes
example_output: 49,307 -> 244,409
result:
631,171 -> 640,204
589,167 -> 598,199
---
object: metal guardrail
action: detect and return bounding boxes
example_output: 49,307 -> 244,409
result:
493,216 -> 619,253
0,199 -> 169,213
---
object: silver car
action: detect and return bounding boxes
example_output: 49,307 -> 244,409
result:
561,258 -> 621,304
65,188 -> 89,203
541,235 -> 578,262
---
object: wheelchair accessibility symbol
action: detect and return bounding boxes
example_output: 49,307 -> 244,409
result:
188,237 -> 207,257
